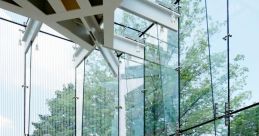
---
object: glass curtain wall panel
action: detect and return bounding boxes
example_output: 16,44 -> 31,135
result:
120,54 -> 144,136
206,0 -> 228,118
114,8 -> 152,41
144,23 -> 178,135
82,50 -> 118,136
144,61 -> 165,136
157,26 -> 178,135
0,20 -> 24,136
179,0 -> 215,130
144,24 -> 165,136
229,0 -> 259,111
230,106 -> 259,135
76,60 -> 85,136
29,33 -> 75,135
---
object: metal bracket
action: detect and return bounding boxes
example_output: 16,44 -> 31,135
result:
140,89 -> 147,93
115,106 -> 123,109
223,33 -> 232,41
175,122 -> 181,136
224,102 -> 233,126
115,51 -> 123,58
22,85 -> 29,88
214,103 -> 219,117
73,96 -> 79,100
175,66 -> 182,71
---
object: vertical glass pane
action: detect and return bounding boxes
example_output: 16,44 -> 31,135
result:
144,61 -> 165,135
231,106 -> 259,135
29,33 -> 75,135
144,24 -> 164,136
179,0 -> 214,129
121,54 -> 144,136
207,0 -> 228,117
229,0 -> 259,111
76,60 -> 85,136
82,50 -> 118,135
144,23 -> 178,135
158,26 -> 178,135
0,20 -> 24,135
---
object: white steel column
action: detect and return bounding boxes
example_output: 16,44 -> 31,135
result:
22,19 -> 42,135
75,61 -> 85,136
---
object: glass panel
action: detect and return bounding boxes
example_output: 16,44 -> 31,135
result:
29,33 -> 75,135
76,60 -> 85,136
179,0 -> 214,129
144,22 -> 178,135
159,28 -> 178,135
114,8 -> 152,32
231,105 -> 259,135
0,20 -> 24,135
229,0 -> 259,111
144,61 -> 166,135
121,54 -> 144,136
206,0 -> 228,117
82,50 -> 118,135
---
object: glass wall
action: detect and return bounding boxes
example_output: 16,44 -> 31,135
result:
178,0 -> 259,135
1,0 -> 259,135
144,24 -> 178,135
121,54 -> 144,136
229,0 -> 259,111
29,32 -> 75,135
82,50 -> 118,136
0,16 -> 24,136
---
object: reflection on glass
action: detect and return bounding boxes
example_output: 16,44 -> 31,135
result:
206,0 -> 228,118
144,62 -> 166,135
29,33 -> 75,135
82,50 -> 118,135
144,22 -> 178,135
114,8 -> 152,32
121,54 -> 144,136
179,0 -> 214,129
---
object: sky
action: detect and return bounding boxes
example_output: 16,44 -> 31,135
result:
1,0 -> 259,135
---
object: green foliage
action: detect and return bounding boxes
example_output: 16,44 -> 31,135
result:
32,84 -> 75,136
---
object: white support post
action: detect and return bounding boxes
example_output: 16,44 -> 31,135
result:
22,19 -> 42,52
22,18 -> 42,135
99,46 -> 119,76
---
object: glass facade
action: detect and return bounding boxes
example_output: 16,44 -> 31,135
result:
1,0 -> 259,135
82,50 -> 118,136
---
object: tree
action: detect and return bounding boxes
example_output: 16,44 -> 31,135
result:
32,84 -> 75,136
